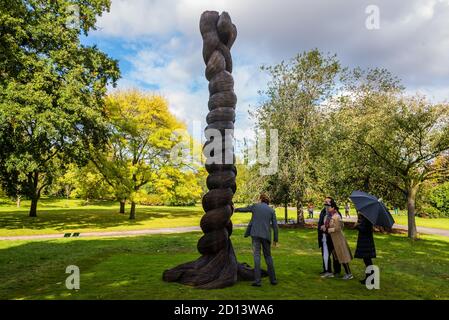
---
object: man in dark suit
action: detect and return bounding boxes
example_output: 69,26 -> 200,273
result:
318,197 -> 342,277
235,193 -> 279,286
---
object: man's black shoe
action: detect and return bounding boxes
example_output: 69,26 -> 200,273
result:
270,281 -> 278,285
251,282 -> 261,287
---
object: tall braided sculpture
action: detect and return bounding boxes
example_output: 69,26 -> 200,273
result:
162,11 -> 260,289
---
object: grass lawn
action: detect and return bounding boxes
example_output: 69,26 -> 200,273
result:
0,198 -> 299,236
1,198 -> 448,236
390,214 -> 449,230
340,208 -> 449,231
0,227 -> 448,300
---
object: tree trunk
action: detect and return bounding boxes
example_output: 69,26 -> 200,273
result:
28,171 -> 39,217
296,199 -> 305,226
163,12 -> 262,289
406,186 -> 418,240
119,200 -> 126,214
129,201 -> 136,220
284,199 -> 288,224
16,195 -> 21,208
65,186 -> 70,200
29,196 -> 38,217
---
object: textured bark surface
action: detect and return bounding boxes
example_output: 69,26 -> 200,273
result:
162,11 -> 264,289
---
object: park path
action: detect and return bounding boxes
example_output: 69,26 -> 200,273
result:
0,226 -> 208,241
0,219 -> 448,240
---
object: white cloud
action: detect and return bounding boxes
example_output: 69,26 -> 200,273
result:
111,28 -> 270,139
96,0 -> 177,37
92,0 -> 449,135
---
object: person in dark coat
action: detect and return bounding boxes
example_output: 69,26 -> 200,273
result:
317,197 -> 341,277
354,212 -> 376,284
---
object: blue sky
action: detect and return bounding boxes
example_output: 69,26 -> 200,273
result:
81,0 -> 449,144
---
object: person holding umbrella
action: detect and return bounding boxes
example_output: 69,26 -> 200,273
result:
323,203 -> 354,280
349,191 -> 395,285
354,212 -> 376,284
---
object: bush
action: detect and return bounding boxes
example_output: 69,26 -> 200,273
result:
135,194 -> 165,206
416,206 -> 442,219
428,182 -> 449,218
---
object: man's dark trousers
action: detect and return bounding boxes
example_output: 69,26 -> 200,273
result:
252,236 -> 276,284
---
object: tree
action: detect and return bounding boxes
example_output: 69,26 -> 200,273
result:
51,163 -> 78,199
428,181 -> 449,217
90,90 -> 185,219
233,158 -> 260,205
332,72 -> 449,239
254,50 -> 341,225
0,0 -> 119,217
424,155 -> 449,217
68,162 -> 114,201
151,165 -> 205,206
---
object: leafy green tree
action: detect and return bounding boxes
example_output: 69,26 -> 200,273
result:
428,182 -> 449,217
0,0 -> 119,217
413,155 -> 449,217
254,50 -> 341,224
90,90 -> 185,219
48,162 -> 78,199
71,162 -> 114,201
316,68 -> 406,208
331,71 -> 449,239
149,165 -> 205,206
234,163 -> 256,204
48,161 -> 113,201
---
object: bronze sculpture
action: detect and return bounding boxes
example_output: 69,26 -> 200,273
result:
162,10 -> 259,289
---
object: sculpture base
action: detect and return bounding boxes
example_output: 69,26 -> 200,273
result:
162,239 -> 267,289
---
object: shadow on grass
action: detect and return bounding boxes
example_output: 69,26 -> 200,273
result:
0,206 -> 204,231
0,198 -> 121,209
0,229 -> 448,299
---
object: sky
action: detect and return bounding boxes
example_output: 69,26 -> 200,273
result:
82,0 -> 449,143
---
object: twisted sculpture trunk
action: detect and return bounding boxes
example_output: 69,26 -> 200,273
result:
162,11 -> 260,289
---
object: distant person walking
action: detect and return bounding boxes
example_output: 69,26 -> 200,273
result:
345,202 -> 351,218
307,203 -> 314,219
235,193 -> 279,287
324,203 -> 354,280
354,212 -> 377,285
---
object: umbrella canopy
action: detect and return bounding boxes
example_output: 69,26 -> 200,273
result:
349,190 -> 395,228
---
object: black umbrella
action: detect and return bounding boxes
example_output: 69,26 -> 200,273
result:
349,190 -> 395,228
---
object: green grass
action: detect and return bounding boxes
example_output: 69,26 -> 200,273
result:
0,198 -> 237,236
263,207 -> 449,231
391,214 -> 449,230
0,198 -> 300,236
1,198 -> 448,237
0,228 -> 448,300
